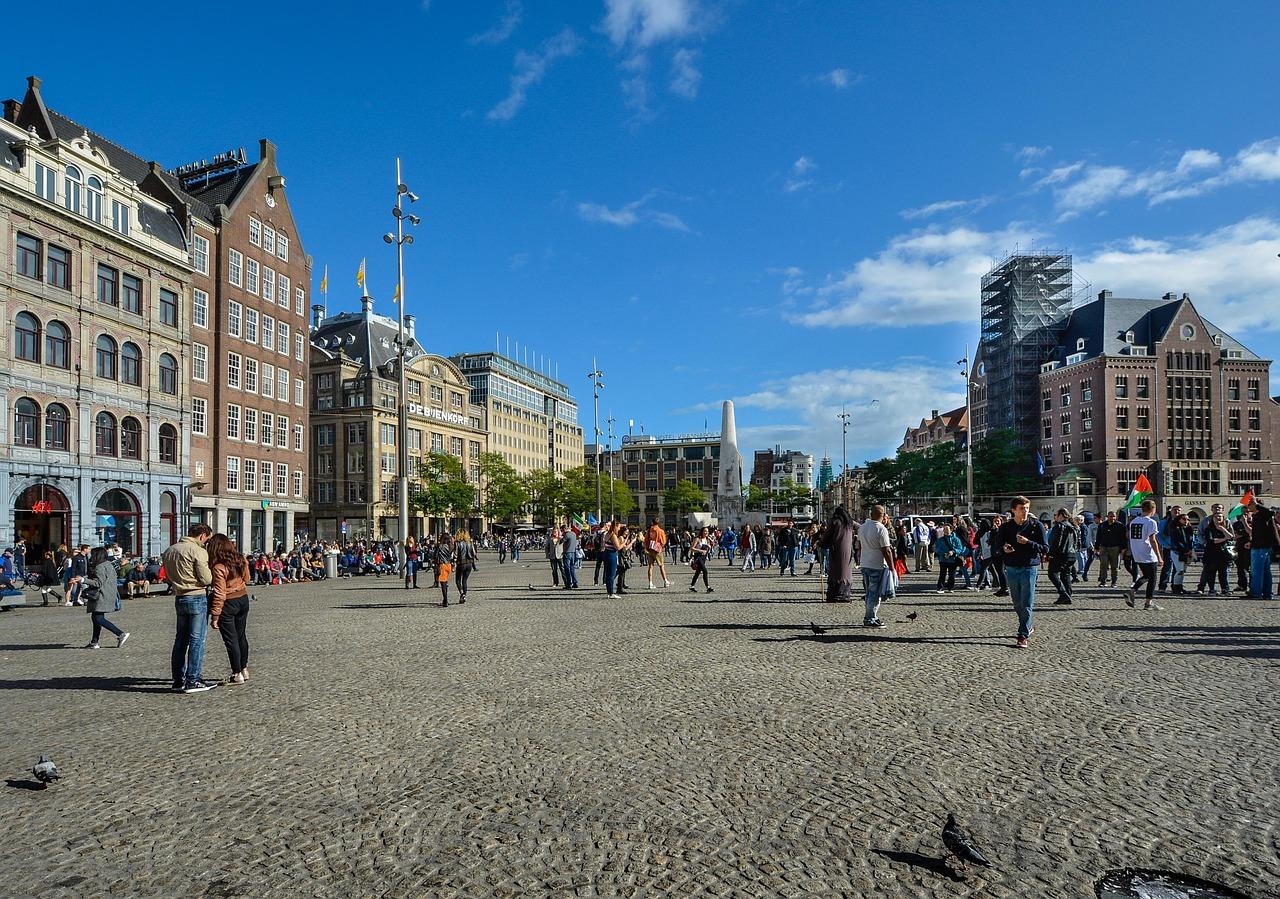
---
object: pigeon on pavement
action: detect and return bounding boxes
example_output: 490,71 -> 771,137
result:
32,756 -> 61,786
942,814 -> 991,867
809,622 -> 828,635
906,611 -> 918,622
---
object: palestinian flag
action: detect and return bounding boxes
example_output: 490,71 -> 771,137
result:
1228,489 -> 1254,521
1122,473 -> 1154,511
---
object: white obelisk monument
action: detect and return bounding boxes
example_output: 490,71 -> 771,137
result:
717,400 -> 746,526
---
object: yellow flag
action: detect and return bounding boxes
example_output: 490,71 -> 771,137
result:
393,283 -> 400,304
356,258 -> 366,288
320,265 -> 328,294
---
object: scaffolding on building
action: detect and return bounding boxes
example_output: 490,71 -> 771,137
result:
979,253 -> 1074,450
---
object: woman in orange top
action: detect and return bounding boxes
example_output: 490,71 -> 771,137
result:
646,518 -> 670,589
208,533 -> 253,685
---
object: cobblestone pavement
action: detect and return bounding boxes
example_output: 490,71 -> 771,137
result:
1,554 -> 1277,898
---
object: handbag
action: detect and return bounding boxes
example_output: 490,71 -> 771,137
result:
648,539 -> 662,553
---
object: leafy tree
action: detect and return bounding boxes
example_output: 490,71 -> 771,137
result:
559,466 -> 598,520
973,428 -> 1042,496
523,467 -> 564,525
604,476 -> 638,521
478,452 -> 528,524
413,452 -> 474,533
745,483 -> 774,512
663,479 -> 708,518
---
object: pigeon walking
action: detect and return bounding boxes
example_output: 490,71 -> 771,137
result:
905,611 -> 918,622
32,756 -> 61,787
942,814 -> 991,868
809,622 -> 828,635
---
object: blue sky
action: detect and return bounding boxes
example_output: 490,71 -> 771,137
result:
12,0 -> 1280,467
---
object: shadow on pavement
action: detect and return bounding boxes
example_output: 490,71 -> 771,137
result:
0,676 -> 173,693
0,643 -> 68,651
754,633 -> 1012,648
871,848 -> 964,882
336,603 -> 434,610
5,779 -> 47,791
1078,623 -> 1279,660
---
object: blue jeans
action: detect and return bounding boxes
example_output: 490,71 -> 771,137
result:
1250,549 -> 1274,598
90,611 -> 123,643
171,594 -> 209,688
603,549 -> 618,594
860,567 -> 885,623
561,556 -> 579,588
726,548 -> 736,565
1006,565 -> 1039,639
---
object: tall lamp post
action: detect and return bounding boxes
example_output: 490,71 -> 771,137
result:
588,362 -> 604,525
838,406 -> 851,512
606,413 -> 617,520
383,158 -> 420,545
958,346 -> 975,517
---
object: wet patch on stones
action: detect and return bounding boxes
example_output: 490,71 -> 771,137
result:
1096,868 -> 1252,898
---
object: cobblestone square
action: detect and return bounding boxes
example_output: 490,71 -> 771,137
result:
1,555 -> 1277,898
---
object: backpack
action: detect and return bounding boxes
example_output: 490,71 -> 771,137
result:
1054,523 -> 1079,559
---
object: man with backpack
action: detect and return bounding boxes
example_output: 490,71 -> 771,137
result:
1046,507 -> 1080,605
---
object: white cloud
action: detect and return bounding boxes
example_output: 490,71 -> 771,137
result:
729,366 -> 966,463
487,27 -> 581,122
669,47 -> 702,99
603,0 -> 699,47
576,191 -> 690,231
1080,216 -> 1280,333
820,67 -> 859,90
784,155 -> 817,193
1151,138 -> 1280,203
789,224 -> 1038,327
900,197 -> 991,220
470,0 -> 523,45
1015,145 -> 1052,162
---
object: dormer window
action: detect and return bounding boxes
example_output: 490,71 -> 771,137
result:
1076,338 -> 1085,351
1124,330 -> 1135,344
63,165 -> 82,214
1213,334 -> 1223,347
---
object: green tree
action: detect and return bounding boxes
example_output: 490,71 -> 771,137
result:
478,452 -> 528,524
523,467 -> 564,525
972,428 -> 1042,496
745,483 -> 774,512
414,452 -> 474,533
604,476 -> 638,521
663,479 -> 708,518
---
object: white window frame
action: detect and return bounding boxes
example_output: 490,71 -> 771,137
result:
294,377 -> 304,406
293,422 -> 303,451
295,286 -> 305,316
249,217 -> 261,247
111,200 -> 130,236
278,322 -> 290,354
277,234 -> 290,263
193,234 -> 209,275
227,352 -> 242,389
262,315 -> 275,350
243,458 -> 257,493
227,403 -> 241,440
259,460 -> 272,495
192,343 -> 208,382
263,226 -> 275,256
35,162 -> 56,201
192,397 -> 207,436
278,273 -> 290,308
292,470 -> 302,497
228,300 -> 242,338
261,411 -> 274,446
228,249 -> 243,287
262,363 -> 275,399
276,462 -> 288,496
226,457 -> 240,492
246,258 -> 259,294
294,332 -> 304,361
244,356 -> 258,393
193,288 -> 209,329
277,368 -> 289,401
277,414 -> 289,448
262,267 -> 275,302
244,408 -> 259,443
244,308 -> 259,344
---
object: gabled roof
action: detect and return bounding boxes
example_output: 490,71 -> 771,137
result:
310,303 -> 427,375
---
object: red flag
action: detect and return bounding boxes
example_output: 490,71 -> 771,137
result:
1133,473 -> 1153,494
1241,488 -> 1255,506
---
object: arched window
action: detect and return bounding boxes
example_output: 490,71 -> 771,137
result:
64,165 -> 82,214
45,321 -> 70,369
158,423 -> 178,464
13,398 -> 40,447
158,353 -> 178,395
86,175 -> 104,223
96,488 -> 140,556
14,311 -> 40,362
45,403 -> 69,451
95,335 -> 118,380
120,416 -> 142,460
95,411 -> 117,456
121,342 -> 142,386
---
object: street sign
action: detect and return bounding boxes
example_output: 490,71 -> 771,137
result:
340,520 -> 348,534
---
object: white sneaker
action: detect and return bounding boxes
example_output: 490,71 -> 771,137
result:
117,632 -> 130,648
647,581 -> 654,589
664,580 -> 671,588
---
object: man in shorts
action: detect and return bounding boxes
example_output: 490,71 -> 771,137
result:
645,518 -> 670,589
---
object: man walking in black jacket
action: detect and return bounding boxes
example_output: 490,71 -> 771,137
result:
1096,511 -> 1126,588
1046,508 -> 1079,605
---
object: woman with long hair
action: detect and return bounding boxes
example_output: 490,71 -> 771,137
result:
82,546 -> 127,649
453,530 -> 477,603
207,533 -> 252,685
435,534 -> 456,607
404,537 -> 421,589
37,550 -> 62,606
689,527 -> 714,593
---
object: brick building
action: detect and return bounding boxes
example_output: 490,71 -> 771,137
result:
1,77 -> 192,558
898,406 -> 969,455
1036,291 -> 1277,517
620,432 -> 721,528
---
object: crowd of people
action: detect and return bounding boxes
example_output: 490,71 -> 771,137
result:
3,494 -> 1275,687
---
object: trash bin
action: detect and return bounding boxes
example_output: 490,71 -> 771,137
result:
325,550 -> 339,580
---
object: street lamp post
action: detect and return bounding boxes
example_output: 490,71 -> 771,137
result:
383,158 -> 420,545
606,413 -> 616,520
588,362 -> 604,525
958,347 -> 974,517
838,407 -> 851,512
